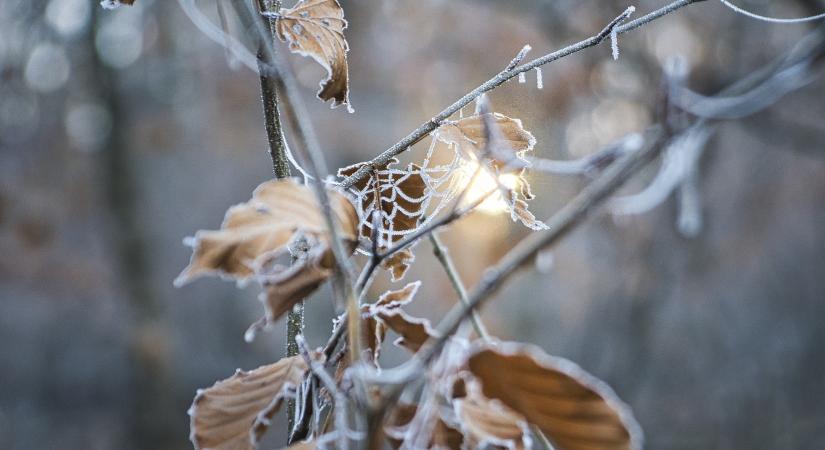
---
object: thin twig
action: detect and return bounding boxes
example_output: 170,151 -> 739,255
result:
255,0 -> 290,177
372,128 -> 668,389
233,0 -> 362,353
428,232 -> 488,338
340,0 -> 707,189
378,187 -> 496,260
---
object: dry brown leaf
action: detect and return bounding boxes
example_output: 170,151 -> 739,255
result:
455,391 -> 531,450
467,343 -> 643,450
365,280 -> 421,360
372,280 -> 421,309
176,178 -> 358,326
275,0 -> 350,109
381,247 -> 415,282
433,113 -> 536,166
510,192 -> 547,231
259,238 -> 335,324
375,309 -> 437,353
177,178 -> 357,282
189,356 -> 309,450
343,281 -> 422,368
332,281 -> 422,375
432,113 -> 546,231
385,403 -> 463,450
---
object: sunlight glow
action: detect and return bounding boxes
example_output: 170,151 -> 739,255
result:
457,161 -> 520,214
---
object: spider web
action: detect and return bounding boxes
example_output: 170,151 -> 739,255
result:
341,139 -> 478,254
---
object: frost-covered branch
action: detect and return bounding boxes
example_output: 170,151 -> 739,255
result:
612,26 -> 825,222
340,0 -> 709,189
373,127 -> 669,387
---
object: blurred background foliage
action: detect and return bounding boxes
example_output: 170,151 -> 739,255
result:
1,0 -> 824,449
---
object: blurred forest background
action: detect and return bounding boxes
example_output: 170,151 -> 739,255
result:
1,0 -> 825,449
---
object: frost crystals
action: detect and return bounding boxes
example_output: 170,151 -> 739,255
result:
273,0 -> 352,111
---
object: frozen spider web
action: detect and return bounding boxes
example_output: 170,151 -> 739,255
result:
341,138 -> 488,254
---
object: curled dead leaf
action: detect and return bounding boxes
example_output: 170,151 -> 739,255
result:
467,342 -> 643,450
385,403 -> 463,450
331,281 -> 423,383
432,113 -> 547,230
189,356 -> 309,450
177,178 -> 357,283
381,247 -> 415,282
176,178 -> 358,326
340,281 -> 422,369
510,192 -> 547,231
433,113 -> 536,166
455,391 -> 532,450
275,0 -> 351,109
372,280 -> 421,309
375,309 -> 438,353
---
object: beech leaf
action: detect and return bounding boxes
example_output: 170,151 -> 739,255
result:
455,392 -> 532,450
467,343 -> 643,450
275,0 -> 351,109
433,113 -> 536,165
381,248 -> 415,282
189,356 -> 309,450
176,178 -> 358,327
432,113 -> 547,230
177,178 -> 357,282
385,403 -> 463,450
375,309 -> 438,353
339,281 -> 421,369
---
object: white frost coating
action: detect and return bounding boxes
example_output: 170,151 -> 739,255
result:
518,72 -> 526,84
610,6 -> 635,61
718,0 -> 825,23
610,28 -> 620,60
610,126 -> 713,216
535,67 -> 543,89
282,138 -> 316,182
100,0 -> 122,9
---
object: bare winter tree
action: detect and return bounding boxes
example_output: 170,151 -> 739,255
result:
98,0 -> 825,449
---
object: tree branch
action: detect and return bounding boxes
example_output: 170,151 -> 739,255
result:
340,0 -> 708,189
429,232 -> 488,338
426,128 -> 667,359
255,0 -> 290,178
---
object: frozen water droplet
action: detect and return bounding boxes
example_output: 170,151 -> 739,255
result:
535,67 -> 543,89
518,72 -> 526,84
